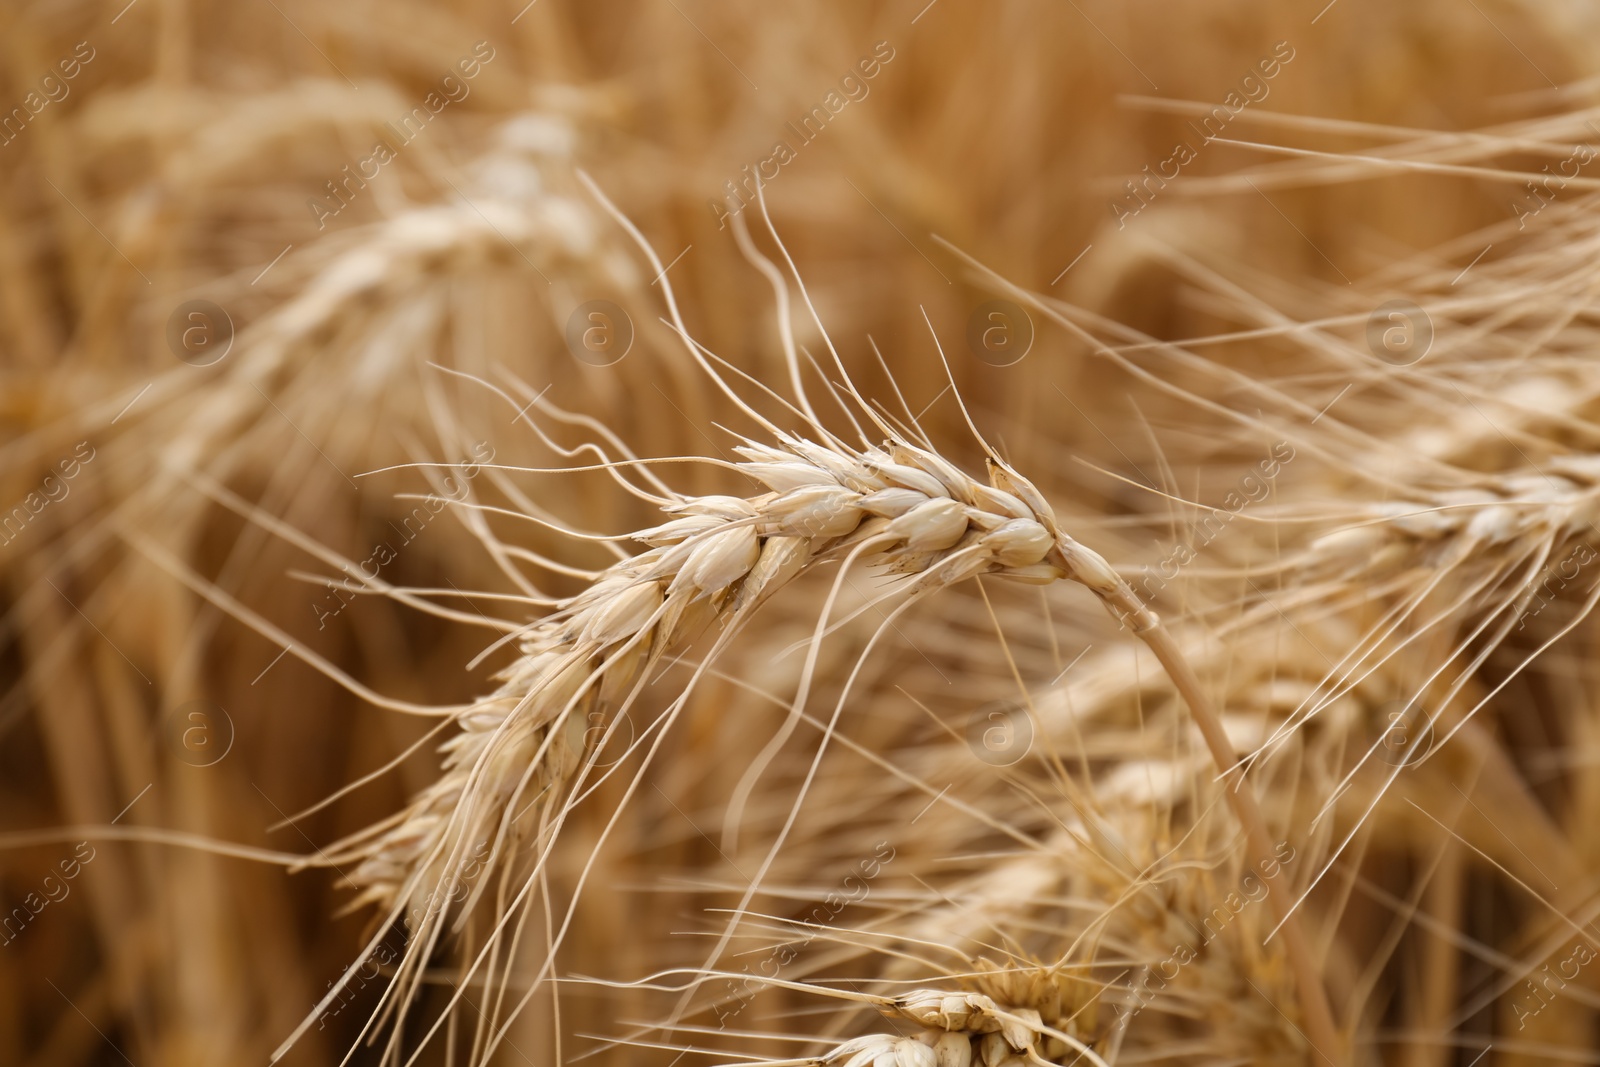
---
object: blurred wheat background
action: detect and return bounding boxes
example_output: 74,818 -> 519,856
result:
3,1 -> 1600,1064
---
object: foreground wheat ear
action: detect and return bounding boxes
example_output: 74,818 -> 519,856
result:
271,175 -> 1339,1066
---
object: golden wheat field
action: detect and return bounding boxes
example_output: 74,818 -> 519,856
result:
8,1 -> 1600,1064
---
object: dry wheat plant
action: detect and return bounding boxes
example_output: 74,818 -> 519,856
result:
6,0 -> 1600,1065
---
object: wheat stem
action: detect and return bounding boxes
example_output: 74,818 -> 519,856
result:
1089,573 -> 1345,1062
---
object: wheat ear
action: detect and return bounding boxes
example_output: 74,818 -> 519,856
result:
268,177 -> 1341,1064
